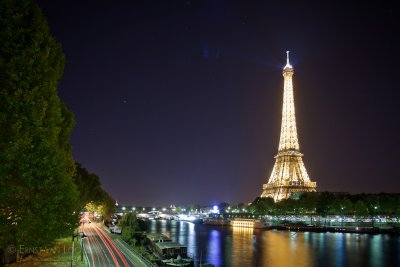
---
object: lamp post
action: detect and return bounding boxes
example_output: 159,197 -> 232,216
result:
341,207 -> 344,227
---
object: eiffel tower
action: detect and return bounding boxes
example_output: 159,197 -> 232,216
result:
261,51 -> 317,202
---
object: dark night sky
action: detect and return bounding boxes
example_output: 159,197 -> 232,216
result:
37,1 -> 400,206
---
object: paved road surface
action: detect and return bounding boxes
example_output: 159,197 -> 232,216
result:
82,220 -> 153,267
83,221 -> 132,267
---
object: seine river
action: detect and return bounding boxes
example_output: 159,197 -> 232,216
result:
148,220 -> 400,267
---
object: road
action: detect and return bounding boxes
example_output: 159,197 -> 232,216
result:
81,220 -> 154,267
82,220 -> 131,266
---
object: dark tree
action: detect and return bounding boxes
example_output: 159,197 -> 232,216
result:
0,0 -> 79,251
218,202 -> 230,213
249,197 -> 274,215
354,200 -> 369,220
118,213 -> 142,245
73,163 -> 106,207
297,192 -> 319,214
316,192 -> 337,217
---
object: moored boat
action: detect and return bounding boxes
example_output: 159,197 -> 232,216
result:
230,218 -> 271,229
146,233 -> 194,266
162,255 -> 193,266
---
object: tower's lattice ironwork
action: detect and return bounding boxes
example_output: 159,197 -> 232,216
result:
261,52 -> 317,201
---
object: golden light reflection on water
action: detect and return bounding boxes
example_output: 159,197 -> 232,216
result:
261,231 -> 313,267
230,227 -> 254,267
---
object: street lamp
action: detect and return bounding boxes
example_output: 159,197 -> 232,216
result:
373,206 -> 378,227
341,207 -> 344,227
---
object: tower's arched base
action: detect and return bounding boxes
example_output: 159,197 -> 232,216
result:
261,183 -> 316,202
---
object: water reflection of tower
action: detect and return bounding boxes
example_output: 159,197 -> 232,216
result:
230,227 -> 254,267
261,231 -> 312,266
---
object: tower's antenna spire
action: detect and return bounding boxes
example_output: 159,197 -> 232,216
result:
286,51 -> 290,65
284,50 -> 292,69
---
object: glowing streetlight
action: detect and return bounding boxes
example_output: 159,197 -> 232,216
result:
373,206 -> 378,227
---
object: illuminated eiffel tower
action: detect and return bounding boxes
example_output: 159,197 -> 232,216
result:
261,51 -> 317,202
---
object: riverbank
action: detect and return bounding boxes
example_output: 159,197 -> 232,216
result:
271,224 -> 400,235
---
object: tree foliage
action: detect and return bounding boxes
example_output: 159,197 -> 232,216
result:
0,0 -> 79,250
118,213 -> 139,244
84,193 -> 115,221
74,163 -> 116,220
117,212 -> 147,247
249,197 -> 274,215
353,200 -> 368,218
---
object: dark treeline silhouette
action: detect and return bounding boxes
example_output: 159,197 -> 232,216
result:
248,192 -> 400,217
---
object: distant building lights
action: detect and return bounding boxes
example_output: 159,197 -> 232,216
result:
152,207 -> 156,211
211,205 -> 220,214
122,207 -> 126,211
